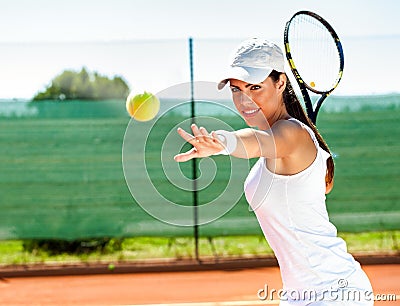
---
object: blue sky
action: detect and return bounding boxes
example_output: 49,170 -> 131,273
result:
1,0 -> 399,42
0,0 -> 399,98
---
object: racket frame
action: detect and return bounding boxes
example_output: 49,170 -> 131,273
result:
284,10 -> 344,124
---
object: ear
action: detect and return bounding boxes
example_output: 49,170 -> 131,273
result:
276,73 -> 287,94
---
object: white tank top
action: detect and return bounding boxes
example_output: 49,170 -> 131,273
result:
244,118 -> 360,291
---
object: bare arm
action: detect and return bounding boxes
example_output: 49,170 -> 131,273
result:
229,120 -> 301,159
174,120 -> 302,162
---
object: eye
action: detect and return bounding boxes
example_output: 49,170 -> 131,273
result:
250,85 -> 261,90
230,87 -> 240,93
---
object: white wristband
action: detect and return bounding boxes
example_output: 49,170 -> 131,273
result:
213,130 -> 237,155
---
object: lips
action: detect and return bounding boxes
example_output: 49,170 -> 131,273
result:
242,108 -> 261,117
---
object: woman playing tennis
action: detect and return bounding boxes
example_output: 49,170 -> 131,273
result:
174,38 -> 373,305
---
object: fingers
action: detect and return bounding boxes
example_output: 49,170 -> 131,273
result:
191,124 -> 211,141
211,131 -> 221,143
177,127 -> 196,144
178,124 -> 214,144
191,124 -> 201,137
198,126 -> 210,137
174,147 -> 197,162
174,124 -> 221,162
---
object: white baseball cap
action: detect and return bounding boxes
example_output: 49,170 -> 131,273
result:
218,38 -> 285,90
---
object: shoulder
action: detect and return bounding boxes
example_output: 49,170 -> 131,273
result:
270,118 -> 307,140
269,119 -> 314,158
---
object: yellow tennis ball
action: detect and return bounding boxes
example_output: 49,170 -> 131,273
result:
310,81 -> 316,88
126,91 -> 160,121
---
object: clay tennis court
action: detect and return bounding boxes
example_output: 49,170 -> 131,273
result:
0,263 -> 399,305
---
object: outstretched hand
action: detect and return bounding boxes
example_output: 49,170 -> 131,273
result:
174,124 -> 225,162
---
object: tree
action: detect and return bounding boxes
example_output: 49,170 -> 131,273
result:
33,67 -> 130,101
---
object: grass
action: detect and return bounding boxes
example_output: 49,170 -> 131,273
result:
0,231 -> 399,267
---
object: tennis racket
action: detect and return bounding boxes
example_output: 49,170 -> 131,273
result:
284,11 -> 344,124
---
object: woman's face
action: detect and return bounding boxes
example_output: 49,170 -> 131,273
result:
229,76 -> 286,130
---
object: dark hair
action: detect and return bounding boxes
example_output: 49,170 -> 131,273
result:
269,70 -> 334,186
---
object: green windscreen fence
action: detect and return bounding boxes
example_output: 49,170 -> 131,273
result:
0,97 -> 399,240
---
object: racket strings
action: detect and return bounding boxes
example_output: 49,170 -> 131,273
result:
289,14 -> 341,92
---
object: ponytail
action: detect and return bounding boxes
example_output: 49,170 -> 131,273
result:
270,70 -> 334,185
